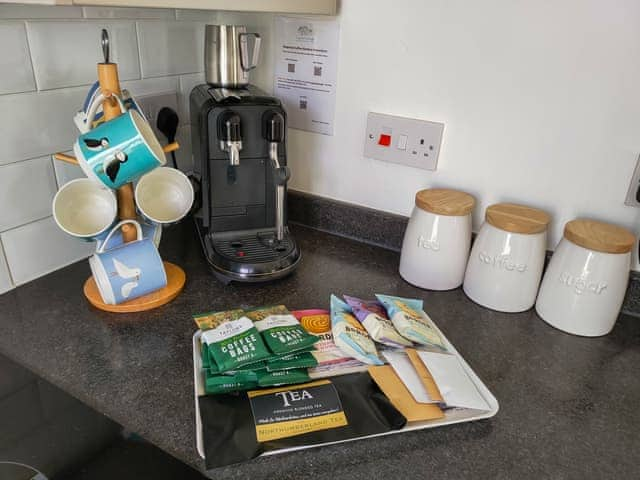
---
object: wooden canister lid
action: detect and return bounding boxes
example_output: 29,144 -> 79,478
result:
415,189 -> 475,216
564,219 -> 635,254
485,203 -> 550,234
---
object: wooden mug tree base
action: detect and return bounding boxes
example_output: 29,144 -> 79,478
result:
84,262 -> 186,313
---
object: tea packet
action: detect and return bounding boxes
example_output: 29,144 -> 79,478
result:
266,351 -> 318,372
257,368 -> 310,387
293,309 -> 368,379
343,295 -> 412,348
205,370 -> 258,395
246,305 -> 318,356
201,314 -> 272,372
375,295 -> 447,352
330,295 -> 383,366
194,308 -> 245,331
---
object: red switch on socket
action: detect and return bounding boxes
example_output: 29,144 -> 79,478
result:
378,134 -> 391,146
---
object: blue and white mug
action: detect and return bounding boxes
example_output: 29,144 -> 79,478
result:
89,220 -> 167,305
74,93 -> 165,189
95,217 -> 162,250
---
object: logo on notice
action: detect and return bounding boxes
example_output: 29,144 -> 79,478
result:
275,389 -> 313,407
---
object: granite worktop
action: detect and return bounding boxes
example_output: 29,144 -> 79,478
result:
0,221 -> 638,479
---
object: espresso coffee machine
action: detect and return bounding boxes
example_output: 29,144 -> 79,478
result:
190,25 -> 300,283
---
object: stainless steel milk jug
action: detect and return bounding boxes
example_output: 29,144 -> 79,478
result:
205,25 -> 261,88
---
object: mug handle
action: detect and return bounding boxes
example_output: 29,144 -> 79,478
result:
85,92 -> 127,129
239,33 -> 261,71
97,219 -> 142,253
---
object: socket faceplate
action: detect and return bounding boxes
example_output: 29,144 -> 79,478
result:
363,112 -> 444,170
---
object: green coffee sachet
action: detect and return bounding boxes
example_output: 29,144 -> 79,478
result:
266,351 -> 318,372
201,342 -> 211,370
201,315 -> 271,372
257,368 -> 310,387
246,305 -> 319,356
205,371 -> 258,394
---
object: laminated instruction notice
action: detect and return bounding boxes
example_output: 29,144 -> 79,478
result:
274,16 -> 340,135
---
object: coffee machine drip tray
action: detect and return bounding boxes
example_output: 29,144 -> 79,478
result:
196,221 -> 301,284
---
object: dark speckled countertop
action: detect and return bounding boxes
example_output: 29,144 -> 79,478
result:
0,222 -> 638,479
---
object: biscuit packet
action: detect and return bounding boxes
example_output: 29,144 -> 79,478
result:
343,295 -> 412,348
375,295 -> 447,352
257,368 -> 310,387
246,305 -> 318,356
265,351 -> 318,372
330,295 -> 383,366
200,312 -> 272,372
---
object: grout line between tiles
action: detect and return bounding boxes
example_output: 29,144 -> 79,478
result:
0,214 -> 55,236
0,237 -> 16,287
22,20 -> 40,92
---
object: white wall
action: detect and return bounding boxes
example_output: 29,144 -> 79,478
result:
223,1 -> 640,269
0,5 -> 216,293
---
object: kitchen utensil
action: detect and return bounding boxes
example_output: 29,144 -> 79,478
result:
52,178 -> 117,240
536,219 -> 635,336
89,220 -> 167,305
74,92 -> 165,189
135,167 -> 194,225
463,203 -> 550,312
205,25 -> 261,88
400,188 -> 475,290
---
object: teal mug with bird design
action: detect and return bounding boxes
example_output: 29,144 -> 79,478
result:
89,220 -> 167,305
74,93 -> 166,189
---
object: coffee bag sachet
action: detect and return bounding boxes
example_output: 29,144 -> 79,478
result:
246,305 -> 318,356
200,312 -> 272,372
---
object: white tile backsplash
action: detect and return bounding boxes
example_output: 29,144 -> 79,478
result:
0,87 -> 86,166
121,76 -> 178,97
178,72 -> 204,122
0,5 -> 82,19
0,22 -> 36,95
0,241 -> 13,294
0,156 -> 57,232
82,7 -> 174,19
138,21 -> 204,78
52,152 -> 86,187
1,216 -> 94,286
27,20 -> 141,90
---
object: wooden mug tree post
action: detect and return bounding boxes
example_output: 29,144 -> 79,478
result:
55,30 -> 186,313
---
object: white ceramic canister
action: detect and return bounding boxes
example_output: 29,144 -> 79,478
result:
399,188 -> 475,290
463,203 -> 551,312
535,219 -> 635,336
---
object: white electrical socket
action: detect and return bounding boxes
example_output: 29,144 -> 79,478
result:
135,91 -> 179,140
625,154 -> 640,207
363,112 -> 444,170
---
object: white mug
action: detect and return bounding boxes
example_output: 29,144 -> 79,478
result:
135,167 -> 194,225
52,178 -> 117,240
